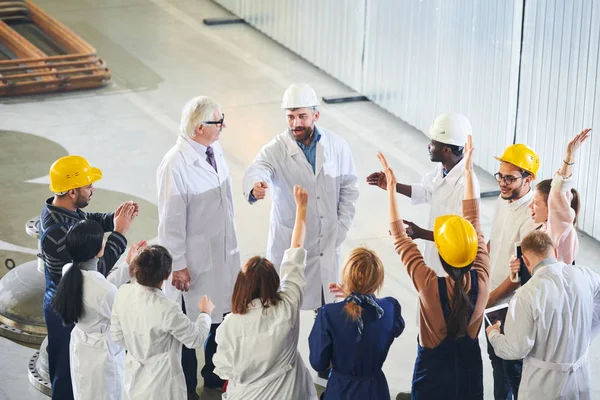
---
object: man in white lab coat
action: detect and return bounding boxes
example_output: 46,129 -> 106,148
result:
243,83 -> 359,312
486,230 -> 600,400
366,112 -> 480,275
157,96 -> 241,398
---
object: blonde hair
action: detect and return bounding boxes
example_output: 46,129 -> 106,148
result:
521,230 -> 555,258
179,96 -> 221,139
340,248 -> 385,321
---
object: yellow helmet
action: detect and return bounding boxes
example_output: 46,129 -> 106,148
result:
434,215 -> 478,268
494,144 -> 540,179
49,155 -> 102,193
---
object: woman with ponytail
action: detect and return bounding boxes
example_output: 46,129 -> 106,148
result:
523,129 -> 590,267
382,135 -> 490,399
52,218 -> 145,400
308,247 -> 405,400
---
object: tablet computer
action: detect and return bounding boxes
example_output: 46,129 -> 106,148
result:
484,303 -> 509,333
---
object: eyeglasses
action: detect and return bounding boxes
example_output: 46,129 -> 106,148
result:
494,172 -> 524,185
203,113 -> 225,128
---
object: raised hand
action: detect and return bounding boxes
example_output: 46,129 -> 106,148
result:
293,185 -> 308,208
198,295 -> 215,315
464,135 -> 474,171
377,152 -> 397,191
328,282 -> 348,299
565,128 -> 591,161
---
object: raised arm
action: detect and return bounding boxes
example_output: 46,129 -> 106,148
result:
463,136 -> 490,279
559,128 -> 590,179
379,153 -> 437,294
279,186 -> 309,307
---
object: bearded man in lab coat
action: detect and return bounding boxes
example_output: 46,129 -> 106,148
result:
366,112 -> 480,275
486,230 -> 600,400
243,83 -> 359,312
157,96 -> 241,398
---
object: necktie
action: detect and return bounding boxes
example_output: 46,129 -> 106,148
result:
206,146 -> 218,172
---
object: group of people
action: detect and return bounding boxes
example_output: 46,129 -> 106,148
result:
38,82 -> 600,400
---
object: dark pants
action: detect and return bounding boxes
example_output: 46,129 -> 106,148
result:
43,301 -> 75,400
485,321 -> 523,399
181,298 -> 226,392
200,319 -> 226,388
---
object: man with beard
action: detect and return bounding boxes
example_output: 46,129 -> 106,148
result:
485,144 -> 539,400
366,112 -> 480,275
40,155 -> 137,399
243,83 -> 359,335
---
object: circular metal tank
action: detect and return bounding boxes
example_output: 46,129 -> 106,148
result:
28,336 -> 51,396
0,217 -> 47,344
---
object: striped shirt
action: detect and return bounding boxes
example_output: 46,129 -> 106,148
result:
40,197 -> 127,286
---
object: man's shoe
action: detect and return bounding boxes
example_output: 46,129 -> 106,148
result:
187,391 -> 200,400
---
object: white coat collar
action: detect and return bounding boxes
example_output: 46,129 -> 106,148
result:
176,135 -> 222,176
281,125 -> 329,175
177,135 -> 202,165
442,157 -> 466,186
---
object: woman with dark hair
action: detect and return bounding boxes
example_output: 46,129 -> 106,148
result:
110,244 -> 214,400
381,136 -> 490,399
308,247 -> 404,399
52,218 -> 145,400
213,186 -> 318,400
522,129 -> 590,268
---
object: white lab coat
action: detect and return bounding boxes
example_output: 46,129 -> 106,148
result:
63,261 -> 130,400
410,158 -> 480,275
488,260 -> 600,400
110,282 -> 211,400
243,126 -> 359,310
157,136 -> 241,323
213,248 -> 318,400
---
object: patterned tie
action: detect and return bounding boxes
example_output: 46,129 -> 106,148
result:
206,146 -> 218,172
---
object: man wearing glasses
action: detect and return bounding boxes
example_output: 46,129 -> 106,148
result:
157,96 -> 240,398
486,143 -> 539,400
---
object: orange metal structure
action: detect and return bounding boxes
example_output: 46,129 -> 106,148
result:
0,0 -> 111,97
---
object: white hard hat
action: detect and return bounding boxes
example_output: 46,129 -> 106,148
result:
281,83 -> 320,109
428,112 -> 472,147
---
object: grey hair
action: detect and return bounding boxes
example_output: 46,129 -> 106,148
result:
180,96 -> 222,139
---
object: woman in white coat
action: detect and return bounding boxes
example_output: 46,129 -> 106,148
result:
213,185 -> 318,400
51,215 -> 143,400
110,245 -> 215,400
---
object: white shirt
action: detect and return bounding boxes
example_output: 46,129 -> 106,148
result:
489,189 -> 536,302
410,158 -> 481,275
489,260 -> 600,400
213,248 -> 318,400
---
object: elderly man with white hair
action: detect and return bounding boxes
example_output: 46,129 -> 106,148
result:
157,96 -> 241,398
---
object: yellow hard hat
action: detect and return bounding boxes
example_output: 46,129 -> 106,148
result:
494,144 -> 540,179
49,155 -> 102,193
434,215 -> 478,268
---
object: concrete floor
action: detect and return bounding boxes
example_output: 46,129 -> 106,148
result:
1,0 -> 600,399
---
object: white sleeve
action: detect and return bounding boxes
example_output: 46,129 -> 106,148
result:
278,248 -> 308,309
410,168 -> 437,205
589,268 -> 600,340
165,303 -> 212,349
157,162 -> 188,272
213,316 -> 233,380
336,142 -> 359,243
488,291 -> 536,360
110,293 -> 126,348
242,144 -> 277,203
107,261 -> 131,288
